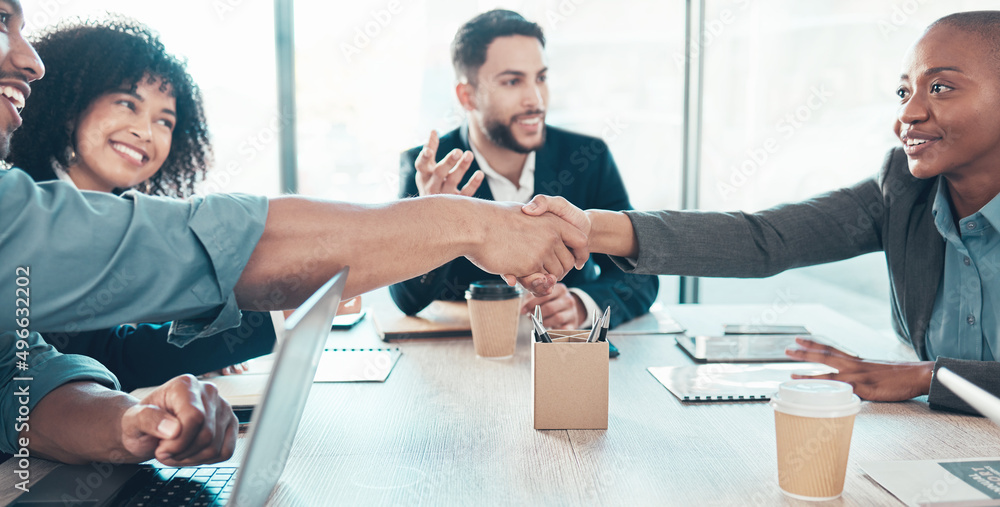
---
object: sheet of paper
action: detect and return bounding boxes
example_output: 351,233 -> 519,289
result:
861,458 -> 1000,506
130,373 -> 268,408
611,312 -> 685,335
130,348 -> 402,407
647,362 -> 836,401
315,348 -> 402,382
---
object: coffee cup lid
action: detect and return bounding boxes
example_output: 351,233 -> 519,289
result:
770,380 -> 861,418
465,280 -> 521,301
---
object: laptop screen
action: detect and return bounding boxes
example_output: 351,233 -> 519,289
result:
229,267 -> 348,506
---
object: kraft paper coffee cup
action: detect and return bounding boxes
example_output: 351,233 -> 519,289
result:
770,380 -> 861,501
465,280 -> 522,359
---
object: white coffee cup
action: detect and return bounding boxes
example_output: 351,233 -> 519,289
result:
771,379 -> 861,501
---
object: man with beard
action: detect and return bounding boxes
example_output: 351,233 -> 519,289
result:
392,9 -> 658,330
0,1 -> 589,465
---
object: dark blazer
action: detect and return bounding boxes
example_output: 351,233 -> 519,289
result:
390,124 -> 658,328
616,147 -> 994,414
46,312 -> 276,392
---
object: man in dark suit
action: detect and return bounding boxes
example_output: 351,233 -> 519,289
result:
390,9 -> 657,329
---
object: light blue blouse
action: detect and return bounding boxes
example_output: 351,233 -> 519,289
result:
927,181 -> 1000,362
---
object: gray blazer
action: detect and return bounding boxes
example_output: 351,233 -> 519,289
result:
615,147 -> 996,414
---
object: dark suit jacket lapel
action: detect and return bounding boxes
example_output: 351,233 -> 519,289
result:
459,123 -> 495,201
532,133 -> 556,196
902,176 -> 945,358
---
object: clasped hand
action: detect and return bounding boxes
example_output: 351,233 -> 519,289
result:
414,131 -> 592,296
513,195 -> 592,295
466,195 -> 592,297
122,374 -> 237,466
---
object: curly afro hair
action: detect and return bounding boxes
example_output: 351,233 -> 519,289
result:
7,16 -> 211,198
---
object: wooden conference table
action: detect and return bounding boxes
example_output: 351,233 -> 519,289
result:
4,303 -> 1000,505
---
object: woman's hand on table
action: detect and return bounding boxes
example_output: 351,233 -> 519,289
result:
786,337 -> 934,401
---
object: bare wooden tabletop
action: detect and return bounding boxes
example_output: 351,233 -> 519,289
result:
5,302 -> 1000,506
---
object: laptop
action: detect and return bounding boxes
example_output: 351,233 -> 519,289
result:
12,267 -> 349,507
935,366 -> 1000,426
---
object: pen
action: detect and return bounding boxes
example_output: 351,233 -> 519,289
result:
534,305 -> 543,324
530,313 -> 553,343
586,309 -> 602,343
598,307 -> 611,342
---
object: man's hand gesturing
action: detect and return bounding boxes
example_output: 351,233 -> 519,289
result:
415,130 -> 484,197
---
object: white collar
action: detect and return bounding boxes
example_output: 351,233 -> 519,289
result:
468,139 -> 536,203
53,163 -> 78,188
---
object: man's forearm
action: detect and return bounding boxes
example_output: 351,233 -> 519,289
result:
586,209 -> 639,259
25,382 -> 137,464
236,195 -> 481,309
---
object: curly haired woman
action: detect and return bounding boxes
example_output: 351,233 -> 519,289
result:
7,18 -> 275,390
10,16 -> 209,197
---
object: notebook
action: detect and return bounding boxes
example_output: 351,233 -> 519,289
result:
374,300 -> 472,341
12,267 -> 349,507
862,458 -> 1000,506
648,362 -> 837,401
864,368 -> 1000,506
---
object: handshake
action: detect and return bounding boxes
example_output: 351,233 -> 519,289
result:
463,194 -> 598,296
413,131 -> 635,298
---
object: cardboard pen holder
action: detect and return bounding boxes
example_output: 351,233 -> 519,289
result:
531,330 -> 609,430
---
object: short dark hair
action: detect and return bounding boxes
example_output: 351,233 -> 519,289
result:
8,16 -> 211,198
928,11 -> 1000,70
451,9 -> 545,85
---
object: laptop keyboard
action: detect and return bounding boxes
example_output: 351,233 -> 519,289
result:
123,466 -> 238,506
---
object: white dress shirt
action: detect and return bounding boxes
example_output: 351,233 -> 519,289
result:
468,141 -> 599,326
